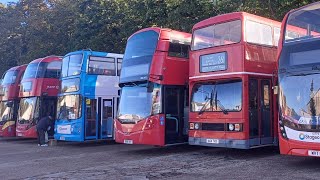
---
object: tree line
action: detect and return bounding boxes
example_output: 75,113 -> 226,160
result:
0,0 -> 317,75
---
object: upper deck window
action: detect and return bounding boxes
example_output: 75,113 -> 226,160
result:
23,60 -> 61,80
117,58 -> 122,76
2,70 -> 18,85
120,30 -> 159,82
62,54 -> 83,77
88,56 -> 116,76
246,20 -> 273,46
124,30 -> 158,60
168,43 -> 189,58
44,61 -> 62,79
274,27 -> 281,47
285,3 -> 320,43
192,20 -> 241,51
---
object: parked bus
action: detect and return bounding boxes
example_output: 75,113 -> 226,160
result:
0,65 -> 26,137
115,27 -> 191,146
277,2 -> 320,157
16,56 -> 62,138
54,50 -> 123,142
189,12 -> 281,149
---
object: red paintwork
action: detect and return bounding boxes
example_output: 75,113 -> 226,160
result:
16,56 -> 61,138
0,65 -> 27,137
277,2 -> 320,156
115,27 -> 191,146
189,12 -> 281,146
115,114 -> 165,146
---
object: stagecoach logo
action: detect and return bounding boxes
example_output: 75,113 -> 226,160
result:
299,133 -> 320,141
299,133 -> 305,140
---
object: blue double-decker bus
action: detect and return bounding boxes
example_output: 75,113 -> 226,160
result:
54,50 -> 123,141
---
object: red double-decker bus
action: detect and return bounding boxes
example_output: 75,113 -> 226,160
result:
0,65 -> 27,137
115,27 -> 191,146
189,12 -> 281,149
16,56 -> 62,138
277,2 -> 320,157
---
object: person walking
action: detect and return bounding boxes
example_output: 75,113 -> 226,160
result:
36,115 -> 53,146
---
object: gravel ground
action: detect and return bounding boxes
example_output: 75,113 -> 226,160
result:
0,137 -> 319,180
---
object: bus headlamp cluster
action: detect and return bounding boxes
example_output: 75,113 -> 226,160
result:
279,116 -> 288,139
227,123 -> 242,131
189,123 -> 200,130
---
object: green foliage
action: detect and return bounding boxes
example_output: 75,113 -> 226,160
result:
0,0 -> 317,75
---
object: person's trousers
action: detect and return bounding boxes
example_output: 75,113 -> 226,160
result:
37,130 -> 46,145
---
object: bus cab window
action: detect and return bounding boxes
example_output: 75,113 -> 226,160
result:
168,43 -> 189,58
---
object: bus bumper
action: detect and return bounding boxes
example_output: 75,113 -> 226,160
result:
189,137 -> 250,149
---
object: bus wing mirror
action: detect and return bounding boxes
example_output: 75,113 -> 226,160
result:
272,86 -> 278,95
147,83 -> 154,93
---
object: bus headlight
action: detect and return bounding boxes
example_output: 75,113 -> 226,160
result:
227,123 -> 242,131
194,123 -> 200,130
228,124 -> 235,131
189,123 -> 194,130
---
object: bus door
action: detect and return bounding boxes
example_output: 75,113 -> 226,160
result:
249,79 -> 273,147
164,86 -> 185,144
98,98 -> 113,139
85,98 -> 97,139
40,97 -> 57,136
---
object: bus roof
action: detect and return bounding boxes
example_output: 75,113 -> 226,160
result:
6,64 -> 27,72
128,27 -> 191,42
29,55 -> 62,63
64,50 -> 123,58
193,12 -> 280,30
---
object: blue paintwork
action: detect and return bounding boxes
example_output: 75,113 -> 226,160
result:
54,50 -> 122,142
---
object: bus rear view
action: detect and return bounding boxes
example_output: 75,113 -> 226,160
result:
278,2 -> 320,157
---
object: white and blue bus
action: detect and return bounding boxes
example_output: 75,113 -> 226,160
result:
54,50 -> 123,141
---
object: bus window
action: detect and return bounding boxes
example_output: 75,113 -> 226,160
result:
117,58 -> 122,76
168,43 -> 189,58
192,20 -> 241,51
246,20 -> 273,46
45,61 -> 62,79
62,54 -> 83,77
88,56 -> 116,76
274,27 -> 281,47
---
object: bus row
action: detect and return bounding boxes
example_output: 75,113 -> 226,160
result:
1,2 -> 319,157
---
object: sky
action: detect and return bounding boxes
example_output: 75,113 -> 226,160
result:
0,0 -> 18,4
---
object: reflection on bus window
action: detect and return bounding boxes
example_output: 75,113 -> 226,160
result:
2,70 -> 18,85
18,97 -> 39,124
62,54 -> 83,77
45,61 -> 61,78
88,56 -> 116,76
117,58 -> 122,76
192,20 -> 241,51
118,83 -> 162,123
246,20 -> 273,46
57,95 -> 82,120
191,80 -> 242,112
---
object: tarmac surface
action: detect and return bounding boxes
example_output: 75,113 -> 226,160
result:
0,137 -> 319,180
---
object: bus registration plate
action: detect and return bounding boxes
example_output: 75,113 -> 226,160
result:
124,140 -> 133,144
308,150 -> 320,157
17,133 -> 22,137
206,139 -> 219,144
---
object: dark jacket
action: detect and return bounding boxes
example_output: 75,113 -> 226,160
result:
36,116 -> 51,131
